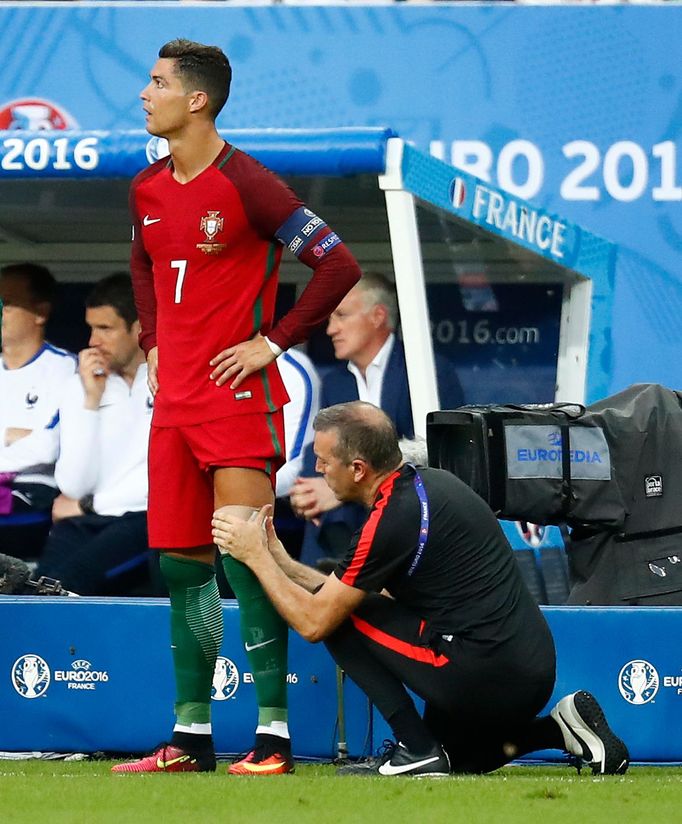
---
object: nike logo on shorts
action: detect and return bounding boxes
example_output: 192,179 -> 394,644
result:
244,638 -> 277,652
143,215 -> 161,226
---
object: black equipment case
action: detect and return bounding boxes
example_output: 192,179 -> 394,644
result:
427,384 -> 682,605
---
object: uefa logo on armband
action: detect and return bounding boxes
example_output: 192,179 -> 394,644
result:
211,656 -> 240,701
11,654 -> 51,699
618,659 -> 660,705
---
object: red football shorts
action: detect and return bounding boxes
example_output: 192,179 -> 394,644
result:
147,410 -> 285,548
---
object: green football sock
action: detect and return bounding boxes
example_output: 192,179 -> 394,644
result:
222,554 -> 289,725
159,554 -> 223,728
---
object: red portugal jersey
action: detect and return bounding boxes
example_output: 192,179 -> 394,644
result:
130,142 -> 360,426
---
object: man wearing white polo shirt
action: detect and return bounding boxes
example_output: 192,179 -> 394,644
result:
34,274 -> 153,595
0,263 -> 76,560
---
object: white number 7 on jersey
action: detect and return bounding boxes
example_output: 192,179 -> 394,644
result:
171,259 -> 187,304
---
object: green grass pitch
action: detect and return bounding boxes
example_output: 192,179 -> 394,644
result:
0,762 -> 681,824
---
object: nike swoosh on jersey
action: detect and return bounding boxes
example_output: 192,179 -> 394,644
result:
378,755 -> 441,776
143,215 -> 161,226
156,754 -> 193,769
244,637 -> 277,652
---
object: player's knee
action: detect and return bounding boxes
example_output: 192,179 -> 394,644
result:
213,504 -> 259,522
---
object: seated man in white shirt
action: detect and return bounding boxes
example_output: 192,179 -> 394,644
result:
272,347 -> 321,559
0,263 -> 76,559
34,274 -> 154,595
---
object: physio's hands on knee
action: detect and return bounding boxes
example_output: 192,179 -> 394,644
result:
263,510 -> 289,564
212,504 -> 269,562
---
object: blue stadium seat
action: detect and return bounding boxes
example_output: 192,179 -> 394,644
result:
500,520 -> 570,605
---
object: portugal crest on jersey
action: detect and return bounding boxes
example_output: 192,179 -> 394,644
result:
197,210 -> 227,254
199,210 -> 223,240
200,210 -> 223,241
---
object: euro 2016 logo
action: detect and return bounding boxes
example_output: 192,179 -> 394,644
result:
211,656 -> 239,701
0,98 -> 77,130
618,659 -> 659,705
11,654 -> 51,699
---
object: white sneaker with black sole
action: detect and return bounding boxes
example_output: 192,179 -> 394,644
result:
550,690 -> 629,775
337,740 -> 450,778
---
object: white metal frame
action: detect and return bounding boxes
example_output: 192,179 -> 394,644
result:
555,277 -> 592,404
379,138 -> 439,438
379,137 -> 594,420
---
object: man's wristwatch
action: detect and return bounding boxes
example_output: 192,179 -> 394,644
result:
78,494 -> 95,515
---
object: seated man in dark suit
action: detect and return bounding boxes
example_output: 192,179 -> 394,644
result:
290,271 -> 464,565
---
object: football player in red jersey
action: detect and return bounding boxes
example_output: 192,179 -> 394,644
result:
112,39 -> 361,776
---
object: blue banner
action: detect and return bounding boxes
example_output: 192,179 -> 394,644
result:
0,597 -> 369,758
427,282 -> 562,404
0,4 -> 680,395
2,598 -> 680,763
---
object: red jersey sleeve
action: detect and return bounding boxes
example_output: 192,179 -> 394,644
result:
226,151 -> 361,350
129,168 -> 161,355
271,242 -> 362,350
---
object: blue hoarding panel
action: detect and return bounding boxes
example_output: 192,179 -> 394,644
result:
1,599 -> 681,763
360,606 -> 682,765
541,607 -> 682,764
0,597 -> 368,758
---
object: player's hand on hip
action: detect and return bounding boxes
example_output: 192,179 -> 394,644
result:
146,346 -> 159,396
210,334 -> 275,389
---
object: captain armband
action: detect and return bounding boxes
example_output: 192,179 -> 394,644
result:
276,206 -> 342,259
